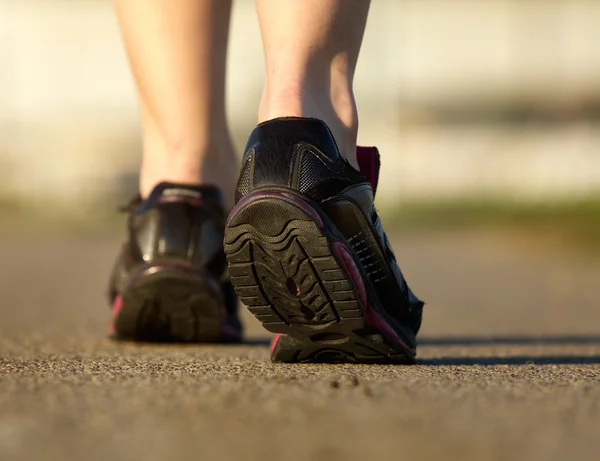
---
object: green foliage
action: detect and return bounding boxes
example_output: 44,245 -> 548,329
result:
382,196 -> 600,249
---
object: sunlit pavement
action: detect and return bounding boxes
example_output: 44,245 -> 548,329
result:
1,232 -> 599,461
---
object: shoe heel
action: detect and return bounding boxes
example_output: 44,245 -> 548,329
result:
225,191 -> 366,342
112,265 -> 226,342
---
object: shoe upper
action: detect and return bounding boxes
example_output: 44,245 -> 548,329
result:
236,117 -> 367,204
109,182 -> 240,329
235,117 -> 423,341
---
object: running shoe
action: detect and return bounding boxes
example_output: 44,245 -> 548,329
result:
108,182 -> 242,342
224,117 -> 423,363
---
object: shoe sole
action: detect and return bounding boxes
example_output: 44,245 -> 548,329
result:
224,190 -> 416,364
111,265 -> 233,343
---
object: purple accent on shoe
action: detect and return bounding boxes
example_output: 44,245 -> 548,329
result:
221,323 -> 243,342
356,146 -> 379,193
331,241 -> 416,356
332,243 -> 367,307
228,190 -> 324,228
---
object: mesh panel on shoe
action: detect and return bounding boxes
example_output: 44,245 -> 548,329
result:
298,150 -> 365,199
235,156 -> 253,202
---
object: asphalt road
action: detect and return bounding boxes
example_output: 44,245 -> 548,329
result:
1,230 -> 599,461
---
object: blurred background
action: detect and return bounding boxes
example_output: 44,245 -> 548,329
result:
2,0 -> 599,219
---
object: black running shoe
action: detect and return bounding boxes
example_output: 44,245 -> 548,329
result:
224,117 -> 423,363
108,182 -> 242,342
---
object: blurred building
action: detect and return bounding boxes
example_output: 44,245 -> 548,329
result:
1,0 -> 600,211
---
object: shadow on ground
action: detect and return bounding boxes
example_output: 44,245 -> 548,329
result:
420,334 -> 600,346
419,355 -> 600,366
419,334 -> 600,365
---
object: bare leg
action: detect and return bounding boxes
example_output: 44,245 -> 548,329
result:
255,0 -> 370,169
113,0 -> 236,205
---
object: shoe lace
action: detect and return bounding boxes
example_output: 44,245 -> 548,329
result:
118,195 -> 142,214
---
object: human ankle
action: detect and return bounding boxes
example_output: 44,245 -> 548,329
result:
140,136 -> 236,207
259,84 -> 359,168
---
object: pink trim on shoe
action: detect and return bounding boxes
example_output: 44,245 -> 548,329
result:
356,146 -> 379,193
270,334 -> 283,355
108,295 -> 124,335
331,242 -> 416,356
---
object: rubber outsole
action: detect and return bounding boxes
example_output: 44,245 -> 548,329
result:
224,191 -> 415,364
111,266 -> 231,343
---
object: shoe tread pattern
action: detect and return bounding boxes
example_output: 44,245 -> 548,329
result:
224,196 -> 412,363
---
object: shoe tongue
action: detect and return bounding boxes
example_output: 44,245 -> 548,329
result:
356,147 -> 381,195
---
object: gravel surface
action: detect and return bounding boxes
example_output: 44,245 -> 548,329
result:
1,231 -> 599,461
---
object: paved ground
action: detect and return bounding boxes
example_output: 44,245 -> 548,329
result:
0,230 -> 599,461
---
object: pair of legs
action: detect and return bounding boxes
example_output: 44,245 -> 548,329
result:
109,0 -> 424,361
113,0 -> 370,207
